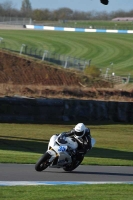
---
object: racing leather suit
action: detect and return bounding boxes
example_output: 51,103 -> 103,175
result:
66,128 -> 92,154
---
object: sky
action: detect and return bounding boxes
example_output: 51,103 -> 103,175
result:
0,0 -> 133,13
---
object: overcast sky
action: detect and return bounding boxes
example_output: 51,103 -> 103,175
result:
0,0 -> 133,12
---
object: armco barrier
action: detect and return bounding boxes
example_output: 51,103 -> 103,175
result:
0,96 -> 133,123
25,25 -> 133,34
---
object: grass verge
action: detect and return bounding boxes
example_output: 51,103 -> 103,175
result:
1,184 -> 133,200
0,29 -> 133,75
0,123 -> 133,166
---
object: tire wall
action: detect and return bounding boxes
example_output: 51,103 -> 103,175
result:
0,97 -> 133,123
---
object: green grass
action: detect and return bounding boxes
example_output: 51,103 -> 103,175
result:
43,20 -> 133,30
1,123 -> 133,198
0,123 -> 133,166
1,185 -> 133,200
0,29 -> 133,75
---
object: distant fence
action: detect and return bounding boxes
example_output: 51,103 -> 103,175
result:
0,41 -> 91,71
25,47 -> 91,70
0,16 -> 32,25
100,74 -> 132,84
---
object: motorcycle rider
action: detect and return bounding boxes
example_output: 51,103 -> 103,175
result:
58,123 -> 92,158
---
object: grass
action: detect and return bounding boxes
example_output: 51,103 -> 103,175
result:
0,29 -> 133,75
1,123 -> 133,199
39,20 -> 133,30
0,123 -> 133,166
1,185 -> 133,200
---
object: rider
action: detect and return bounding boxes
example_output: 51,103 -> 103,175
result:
67,123 -> 92,154
58,123 -> 92,156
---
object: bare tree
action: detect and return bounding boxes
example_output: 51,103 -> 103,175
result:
1,0 -> 14,16
21,0 -> 32,17
56,8 -> 73,20
32,8 -> 52,21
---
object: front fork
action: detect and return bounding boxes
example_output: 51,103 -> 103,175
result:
47,148 -> 58,162
47,148 -> 72,164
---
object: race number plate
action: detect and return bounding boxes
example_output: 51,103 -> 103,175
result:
58,146 -> 67,152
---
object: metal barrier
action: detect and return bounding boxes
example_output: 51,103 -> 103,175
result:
0,16 -> 32,25
0,41 -> 91,71
100,74 -> 132,84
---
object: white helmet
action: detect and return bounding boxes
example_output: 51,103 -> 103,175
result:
74,123 -> 86,138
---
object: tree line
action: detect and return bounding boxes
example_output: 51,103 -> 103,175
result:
0,0 -> 133,21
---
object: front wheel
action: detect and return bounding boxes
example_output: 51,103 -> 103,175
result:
35,152 -> 51,171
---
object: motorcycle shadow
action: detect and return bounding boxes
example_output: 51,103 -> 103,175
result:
44,169 -> 133,177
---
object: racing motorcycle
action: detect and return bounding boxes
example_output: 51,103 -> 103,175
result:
35,132 -> 96,172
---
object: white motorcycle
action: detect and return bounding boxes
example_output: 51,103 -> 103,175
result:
35,132 -> 96,172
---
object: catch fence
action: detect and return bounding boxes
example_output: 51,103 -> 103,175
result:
0,41 -> 91,70
0,16 -> 32,25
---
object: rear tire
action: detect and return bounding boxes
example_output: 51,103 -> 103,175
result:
63,155 -> 84,172
35,152 -> 51,171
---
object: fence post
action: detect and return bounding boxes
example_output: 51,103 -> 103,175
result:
84,61 -> 88,69
88,59 -> 91,66
64,56 -> 68,68
127,74 -> 130,83
20,44 -> 26,54
42,50 -> 48,61
105,68 -> 110,78
0,37 -> 3,43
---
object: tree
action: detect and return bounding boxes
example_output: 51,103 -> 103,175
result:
32,9 -> 44,21
84,66 -> 101,78
21,0 -> 32,17
1,1 -> 14,16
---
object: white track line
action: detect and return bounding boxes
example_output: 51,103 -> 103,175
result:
0,181 -> 133,186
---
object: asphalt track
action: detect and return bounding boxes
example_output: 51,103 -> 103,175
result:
0,164 -> 133,182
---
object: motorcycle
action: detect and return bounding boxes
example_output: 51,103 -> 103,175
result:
35,132 -> 96,172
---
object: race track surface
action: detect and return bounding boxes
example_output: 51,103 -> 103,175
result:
0,164 -> 133,182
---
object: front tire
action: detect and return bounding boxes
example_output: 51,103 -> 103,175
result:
35,152 -> 51,171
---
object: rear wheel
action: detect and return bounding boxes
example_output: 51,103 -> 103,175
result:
35,152 -> 51,171
63,155 -> 84,172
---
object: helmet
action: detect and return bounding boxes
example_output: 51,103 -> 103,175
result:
74,123 -> 86,138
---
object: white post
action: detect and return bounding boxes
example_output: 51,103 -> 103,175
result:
42,50 -> 48,61
127,74 -> 130,83
20,44 -> 26,54
88,59 -> 91,66
84,61 -> 88,69
105,68 -> 110,78
0,37 -> 3,43
64,57 -> 68,68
